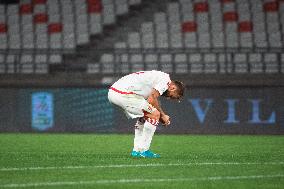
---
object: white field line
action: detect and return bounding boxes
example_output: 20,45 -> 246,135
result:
1,174 -> 284,188
0,162 -> 283,172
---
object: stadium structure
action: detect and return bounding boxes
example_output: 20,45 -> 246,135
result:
0,0 -> 283,132
0,0 -> 283,86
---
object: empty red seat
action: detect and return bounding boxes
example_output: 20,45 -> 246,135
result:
20,4 -> 33,14
238,21 -> 253,32
0,23 -> 7,33
194,2 -> 208,12
263,1 -> 279,12
34,14 -> 48,23
88,0 -> 103,13
182,21 -> 197,32
32,0 -> 47,4
48,23 -> 63,33
223,12 -> 238,22
88,4 -> 103,13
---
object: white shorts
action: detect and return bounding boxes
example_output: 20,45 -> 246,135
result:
108,89 -> 155,119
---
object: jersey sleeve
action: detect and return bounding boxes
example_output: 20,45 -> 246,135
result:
153,74 -> 171,95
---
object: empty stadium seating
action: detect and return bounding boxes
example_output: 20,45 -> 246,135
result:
114,0 -> 284,49
88,51 -> 284,74
0,0 -> 143,50
0,0 -> 141,74
0,0 -> 283,75
102,0 -> 284,75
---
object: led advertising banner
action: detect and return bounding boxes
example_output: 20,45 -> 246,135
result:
0,87 -> 283,134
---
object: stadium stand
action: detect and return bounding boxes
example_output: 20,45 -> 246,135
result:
0,0 -> 283,76
95,0 -> 284,74
94,0 -> 283,74
0,0 -> 141,74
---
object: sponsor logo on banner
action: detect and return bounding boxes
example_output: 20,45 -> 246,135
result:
32,92 -> 54,131
188,99 -> 276,124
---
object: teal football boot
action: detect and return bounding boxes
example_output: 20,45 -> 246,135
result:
131,150 -> 143,158
141,150 -> 161,158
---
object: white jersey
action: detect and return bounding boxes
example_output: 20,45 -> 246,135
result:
111,70 -> 171,99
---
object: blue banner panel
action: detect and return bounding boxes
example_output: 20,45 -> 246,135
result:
0,87 -> 283,134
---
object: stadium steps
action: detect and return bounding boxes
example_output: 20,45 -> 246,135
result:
62,0 -> 171,71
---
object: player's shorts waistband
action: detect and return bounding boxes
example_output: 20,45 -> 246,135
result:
109,87 -> 136,95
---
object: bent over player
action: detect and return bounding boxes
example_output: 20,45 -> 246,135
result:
108,70 -> 185,158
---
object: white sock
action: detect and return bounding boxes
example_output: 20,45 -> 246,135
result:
138,118 -> 158,152
133,118 -> 145,152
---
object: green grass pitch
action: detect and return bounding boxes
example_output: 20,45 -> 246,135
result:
0,134 -> 283,189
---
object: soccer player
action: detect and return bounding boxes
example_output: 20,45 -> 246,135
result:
108,70 -> 185,158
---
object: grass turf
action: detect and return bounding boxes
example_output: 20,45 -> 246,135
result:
0,134 -> 283,189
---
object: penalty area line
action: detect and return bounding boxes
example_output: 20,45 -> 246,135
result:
0,162 -> 283,172
1,174 -> 284,188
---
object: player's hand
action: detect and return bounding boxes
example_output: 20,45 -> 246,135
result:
160,114 -> 170,126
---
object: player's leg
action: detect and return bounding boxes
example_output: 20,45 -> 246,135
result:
131,117 -> 145,157
139,110 -> 161,158
109,92 -> 161,158
122,98 -> 161,158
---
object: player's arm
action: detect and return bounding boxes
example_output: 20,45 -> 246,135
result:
147,89 -> 170,125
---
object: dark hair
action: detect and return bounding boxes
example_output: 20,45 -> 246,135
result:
173,80 -> 185,100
